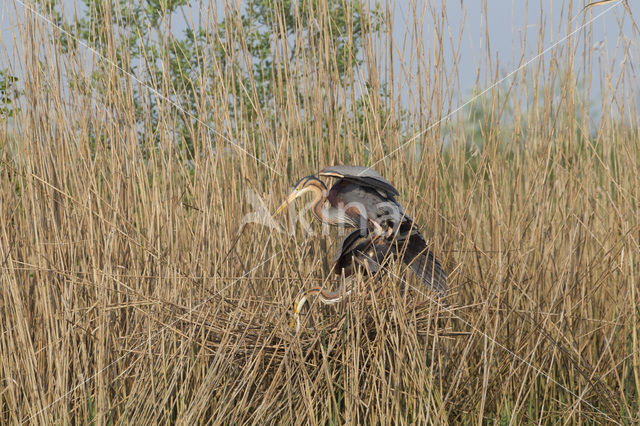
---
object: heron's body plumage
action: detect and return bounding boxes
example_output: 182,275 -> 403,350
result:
277,165 -> 449,330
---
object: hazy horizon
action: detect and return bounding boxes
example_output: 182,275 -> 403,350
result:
1,1 -> 638,118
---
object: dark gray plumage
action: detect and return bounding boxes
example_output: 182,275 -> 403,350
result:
334,226 -> 448,296
325,180 -> 407,230
320,165 -> 399,197
334,229 -> 389,276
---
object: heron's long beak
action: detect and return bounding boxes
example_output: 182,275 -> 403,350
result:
274,188 -> 308,216
289,302 -> 298,329
274,192 -> 297,216
290,296 -> 307,332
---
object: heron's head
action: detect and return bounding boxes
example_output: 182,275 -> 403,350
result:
274,175 -> 327,215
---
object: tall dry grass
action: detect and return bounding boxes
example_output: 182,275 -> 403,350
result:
1,0 -> 639,423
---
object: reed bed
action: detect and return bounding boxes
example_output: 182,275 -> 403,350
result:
1,0 -> 639,423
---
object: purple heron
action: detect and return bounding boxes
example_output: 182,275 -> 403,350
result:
276,166 -> 447,330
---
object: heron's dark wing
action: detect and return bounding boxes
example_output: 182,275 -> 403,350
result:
334,229 -> 365,266
334,229 -> 392,277
335,225 -> 448,296
392,223 -> 448,296
320,165 -> 399,197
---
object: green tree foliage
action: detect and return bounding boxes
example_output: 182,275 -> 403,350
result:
0,69 -> 19,118
37,0 -> 384,158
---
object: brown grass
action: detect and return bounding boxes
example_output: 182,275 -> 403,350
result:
1,0 -> 639,423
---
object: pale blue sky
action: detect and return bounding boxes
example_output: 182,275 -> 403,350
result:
387,1 -> 638,114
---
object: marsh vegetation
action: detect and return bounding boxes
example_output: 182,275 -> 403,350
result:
1,0 -> 639,423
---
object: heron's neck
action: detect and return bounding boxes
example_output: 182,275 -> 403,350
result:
311,187 -> 330,222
